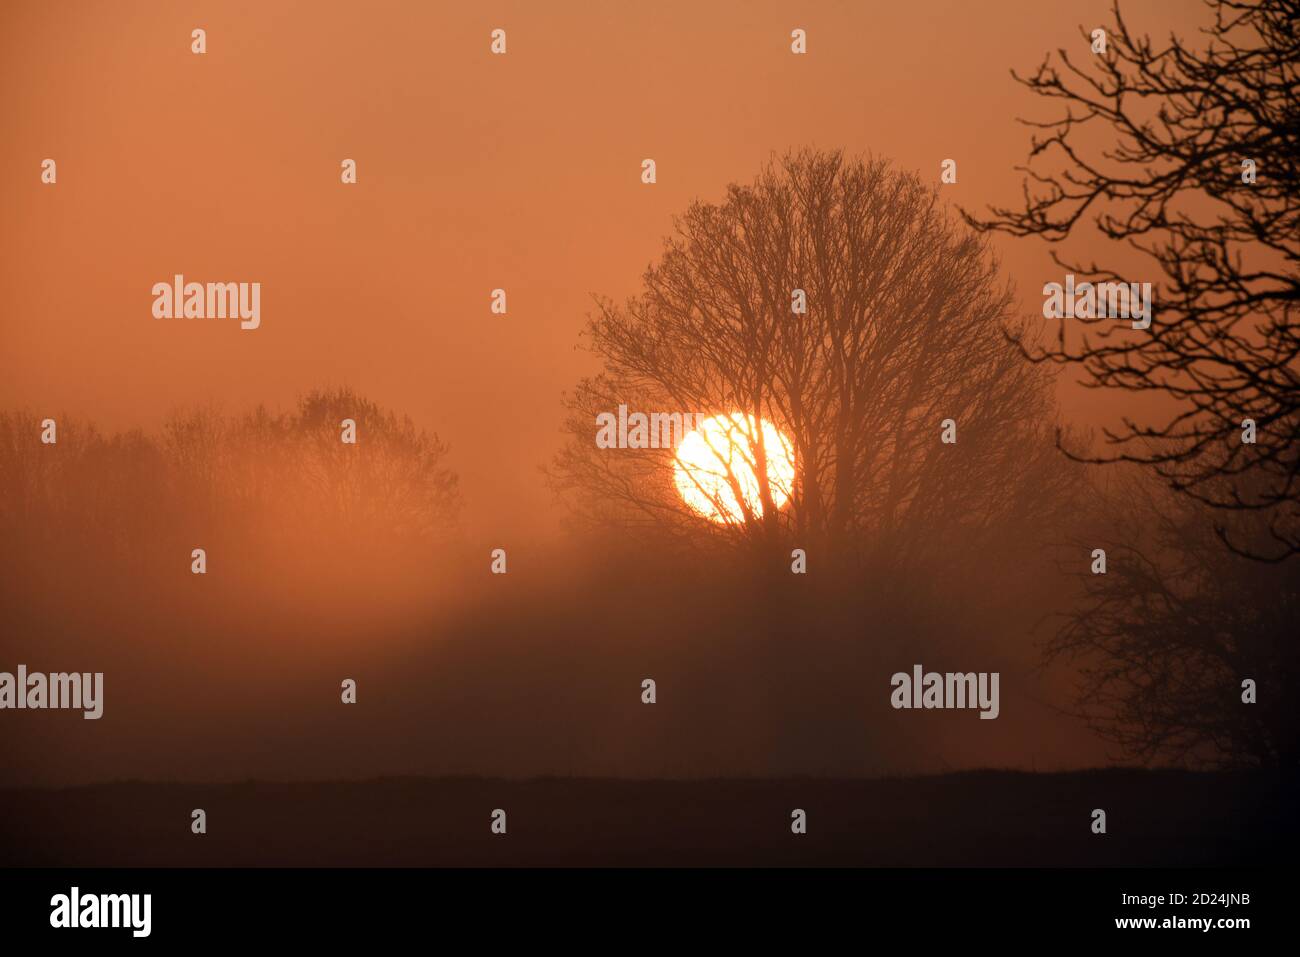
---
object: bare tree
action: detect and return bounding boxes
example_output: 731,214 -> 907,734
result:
965,0 -> 1300,559
0,411 -> 164,560
552,150 -> 1076,566
163,387 -> 461,541
1050,472 -> 1299,768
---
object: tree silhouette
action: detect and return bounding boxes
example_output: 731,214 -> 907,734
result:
553,150 -> 1076,566
163,387 -> 461,542
0,412 -> 165,562
964,0 -> 1300,560
0,388 -> 460,570
1050,472 -> 1299,769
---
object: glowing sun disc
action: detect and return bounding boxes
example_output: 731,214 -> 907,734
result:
673,413 -> 795,524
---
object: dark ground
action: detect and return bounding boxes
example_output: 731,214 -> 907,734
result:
1,769 -> 1292,867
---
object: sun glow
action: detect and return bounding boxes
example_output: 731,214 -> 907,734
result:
672,413 -> 796,524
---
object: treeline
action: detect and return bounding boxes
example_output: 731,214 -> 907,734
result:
0,387 -> 461,567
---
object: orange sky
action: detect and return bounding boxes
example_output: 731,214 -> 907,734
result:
0,0 -> 1205,540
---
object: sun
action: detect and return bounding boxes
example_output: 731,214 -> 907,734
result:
673,413 -> 796,524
